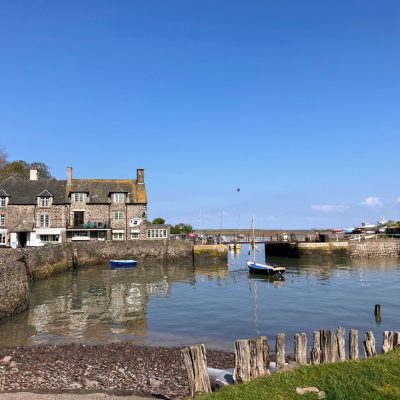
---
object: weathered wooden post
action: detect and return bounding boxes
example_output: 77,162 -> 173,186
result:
181,344 -> 211,398
72,248 -> 79,269
276,333 -> 286,369
249,336 -> 269,378
234,337 -> 269,383
337,326 -> 346,362
363,331 -> 377,358
310,331 -> 321,365
294,333 -> 307,365
320,330 -> 338,363
374,304 -> 381,324
349,329 -> 359,360
393,332 -> 400,348
382,331 -> 394,354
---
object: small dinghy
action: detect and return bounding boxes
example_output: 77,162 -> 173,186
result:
247,261 -> 285,275
109,259 -> 138,269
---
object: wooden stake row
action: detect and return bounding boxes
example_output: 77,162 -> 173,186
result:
181,328 -> 400,397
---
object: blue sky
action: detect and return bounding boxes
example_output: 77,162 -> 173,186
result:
0,1 -> 399,229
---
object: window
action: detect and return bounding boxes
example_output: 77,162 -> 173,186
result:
0,197 -> 6,207
147,229 -> 168,239
113,193 -> 125,203
39,235 -> 59,242
130,231 -> 140,239
72,193 -> 86,202
0,215 -> 5,226
0,232 -> 5,244
39,197 -> 51,207
113,211 -> 124,220
112,232 -> 124,240
39,214 -> 50,228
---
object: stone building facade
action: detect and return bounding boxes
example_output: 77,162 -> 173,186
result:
0,166 -> 169,247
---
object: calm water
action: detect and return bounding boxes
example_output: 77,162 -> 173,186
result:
1,245 -> 400,352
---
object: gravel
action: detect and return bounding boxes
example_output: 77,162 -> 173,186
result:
0,344 -> 234,399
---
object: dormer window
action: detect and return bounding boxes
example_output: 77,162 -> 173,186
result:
0,197 -> 7,207
72,193 -> 87,202
39,197 -> 52,207
113,193 -> 125,203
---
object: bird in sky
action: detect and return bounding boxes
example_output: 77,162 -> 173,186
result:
237,188 -> 240,192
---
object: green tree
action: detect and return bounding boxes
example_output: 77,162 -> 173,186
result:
170,223 -> 193,234
152,217 -> 166,224
0,158 -> 53,180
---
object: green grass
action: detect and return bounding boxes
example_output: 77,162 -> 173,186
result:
200,349 -> 400,400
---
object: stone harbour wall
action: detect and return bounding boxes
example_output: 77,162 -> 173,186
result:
349,239 -> 400,258
0,261 -> 29,320
0,240 -> 193,321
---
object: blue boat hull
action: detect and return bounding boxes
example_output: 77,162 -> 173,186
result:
110,260 -> 138,269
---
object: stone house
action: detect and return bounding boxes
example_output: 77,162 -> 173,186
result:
0,166 -> 170,247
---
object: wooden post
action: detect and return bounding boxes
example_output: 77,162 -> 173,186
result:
337,326 -> 346,362
382,331 -> 394,354
320,330 -> 338,363
294,333 -> 307,365
374,304 -> 381,324
349,329 -> 359,360
394,332 -> 400,348
72,248 -> 78,269
233,339 -> 251,383
363,331 -> 377,358
276,333 -> 286,370
310,331 -> 321,365
181,344 -> 211,398
249,336 -> 269,378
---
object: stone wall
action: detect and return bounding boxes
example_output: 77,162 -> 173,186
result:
349,240 -> 400,258
0,261 -> 29,320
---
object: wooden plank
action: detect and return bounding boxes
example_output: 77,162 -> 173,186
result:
233,339 -> 251,383
382,331 -> 394,354
349,329 -> 359,360
337,326 -> 346,362
294,333 -> 307,365
181,344 -> 211,398
363,331 -> 377,358
276,333 -> 286,369
310,331 -> 321,365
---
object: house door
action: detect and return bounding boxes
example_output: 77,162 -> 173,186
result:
73,211 -> 84,227
18,232 -> 27,248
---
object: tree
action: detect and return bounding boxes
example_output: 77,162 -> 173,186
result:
152,217 -> 166,224
170,223 -> 193,234
0,147 -> 7,169
31,162 -> 53,179
0,157 -> 53,180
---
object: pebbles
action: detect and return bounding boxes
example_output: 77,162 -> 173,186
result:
0,344 -> 233,399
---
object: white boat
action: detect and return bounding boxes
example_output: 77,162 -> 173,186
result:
247,216 -> 285,275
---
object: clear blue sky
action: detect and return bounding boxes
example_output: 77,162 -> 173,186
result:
1,1 -> 399,229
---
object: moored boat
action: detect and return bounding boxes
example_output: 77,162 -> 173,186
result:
247,261 -> 285,275
110,259 -> 138,268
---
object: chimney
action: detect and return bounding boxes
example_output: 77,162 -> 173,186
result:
30,165 -> 38,181
67,167 -> 73,186
137,168 -> 144,184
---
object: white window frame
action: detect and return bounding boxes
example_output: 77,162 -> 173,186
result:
113,193 -> 125,203
72,193 -> 86,202
0,215 -> 5,226
130,231 -> 140,239
0,197 -> 7,207
0,231 -> 5,244
147,229 -> 167,239
39,214 -> 50,228
113,211 -> 125,220
112,232 -> 125,240
40,234 -> 59,243
39,197 -> 51,207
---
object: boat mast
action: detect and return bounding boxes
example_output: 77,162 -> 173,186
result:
252,214 -> 256,263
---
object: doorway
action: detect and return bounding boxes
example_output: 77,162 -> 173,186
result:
18,232 -> 27,248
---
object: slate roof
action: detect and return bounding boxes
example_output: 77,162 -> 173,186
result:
0,178 -> 66,205
67,179 -> 147,204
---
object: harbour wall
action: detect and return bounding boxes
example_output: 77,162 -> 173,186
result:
266,240 -> 400,259
0,240 -> 193,321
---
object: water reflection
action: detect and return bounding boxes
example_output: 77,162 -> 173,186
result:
0,246 -> 399,351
